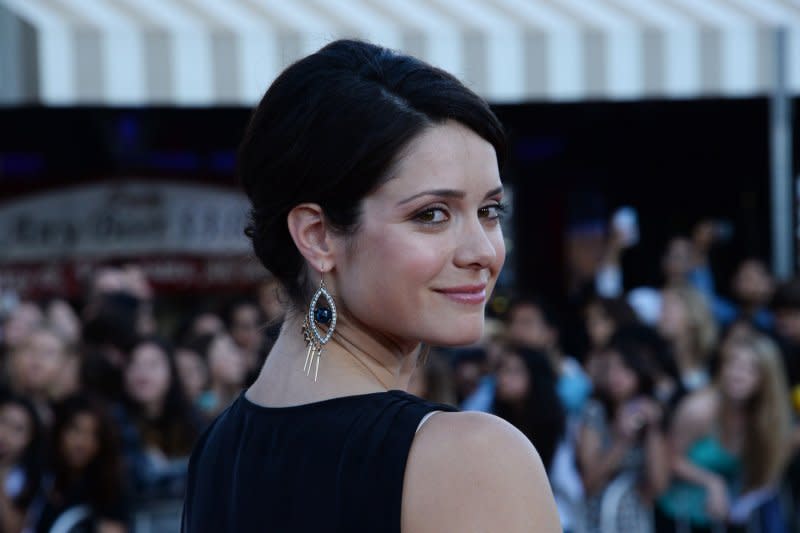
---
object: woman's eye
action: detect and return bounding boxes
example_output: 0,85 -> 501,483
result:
415,207 -> 449,224
479,202 -> 507,220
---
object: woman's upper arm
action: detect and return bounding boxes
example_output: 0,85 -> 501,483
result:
402,411 -> 562,533
668,391 -> 712,456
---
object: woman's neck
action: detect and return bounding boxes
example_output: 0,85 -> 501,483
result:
143,398 -> 164,419
247,309 -> 420,406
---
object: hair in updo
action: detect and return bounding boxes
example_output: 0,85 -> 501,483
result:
240,39 -> 506,306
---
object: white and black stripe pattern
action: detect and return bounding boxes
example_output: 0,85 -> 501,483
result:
2,0 -> 800,105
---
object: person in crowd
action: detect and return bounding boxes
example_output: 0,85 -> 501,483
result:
612,325 -> 685,425
408,351 -> 458,406
507,298 -> 592,419
45,300 -> 81,347
727,259 -> 775,329
196,333 -> 247,417
505,297 -> 589,533
33,394 -> 127,533
116,337 -> 201,502
583,297 -> 639,383
769,278 -> 800,527
460,317 -> 507,412
585,297 -> 640,353
7,327 -> 75,426
84,265 -> 155,337
174,338 -> 211,408
450,347 -> 487,406
80,290 -> 140,404
770,279 -> 800,386
1,302 -> 44,357
658,286 -> 718,391
225,300 -> 265,384
577,334 -> 670,533
656,333 -> 792,533
0,394 -> 44,533
494,346 -> 565,473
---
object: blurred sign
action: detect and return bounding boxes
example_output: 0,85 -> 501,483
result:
0,181 -> 251,261
0,256 -> 266,298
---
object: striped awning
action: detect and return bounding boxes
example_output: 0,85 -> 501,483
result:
2,0 -> 800,105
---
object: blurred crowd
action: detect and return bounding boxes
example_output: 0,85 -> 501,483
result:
3,216 -> 800,532
0,266 -> 286,532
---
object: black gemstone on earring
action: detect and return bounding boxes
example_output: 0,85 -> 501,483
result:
315,306 -> 332,324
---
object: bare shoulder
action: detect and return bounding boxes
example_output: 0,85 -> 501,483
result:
401,411 -> 562,533
675,387 -> 717,425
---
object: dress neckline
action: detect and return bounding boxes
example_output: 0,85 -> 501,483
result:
240,389 -> 409,412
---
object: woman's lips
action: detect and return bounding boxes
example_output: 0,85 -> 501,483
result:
434,285 -> 487,305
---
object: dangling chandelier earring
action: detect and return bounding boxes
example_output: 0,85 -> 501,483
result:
302,275 -> 337,382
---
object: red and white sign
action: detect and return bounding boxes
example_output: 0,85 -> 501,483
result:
0,181 -> 265,296
0,181 -> 251,261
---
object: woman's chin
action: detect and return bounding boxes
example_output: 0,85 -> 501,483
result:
427,327 -> 484,347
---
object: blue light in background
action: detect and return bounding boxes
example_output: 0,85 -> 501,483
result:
0,153 -> 46,175
147,151 -> 200,171
210,151 -> 236,173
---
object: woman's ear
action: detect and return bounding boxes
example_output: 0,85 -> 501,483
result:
287,203 -> 334,271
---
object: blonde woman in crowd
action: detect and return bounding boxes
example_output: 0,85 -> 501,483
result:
656,333 -> 792,532
658,286 -> 718,391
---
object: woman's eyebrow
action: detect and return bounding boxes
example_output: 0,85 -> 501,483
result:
396,189 -> 464,206
396,185 -> 503,206
485,186 -> 504,198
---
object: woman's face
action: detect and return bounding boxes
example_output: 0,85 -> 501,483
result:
191,313 -> 224,337
496,352 -> 530,403
508,304 -> 555,350
720,345 -> 761,402
61,413 -> 99,471
175,348 -> 209,401
126,343 -> 172,408
13,330 -> 68,394
208,335 -> 246,387
333,121 -> 505,348
605,351 -> 639,403
0,404 -> 32,466
586,303 -> 614,349
231,304 -> 262,354
658,291 -> 689,339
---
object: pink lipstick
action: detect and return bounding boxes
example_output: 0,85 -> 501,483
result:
434,284 -> 487,305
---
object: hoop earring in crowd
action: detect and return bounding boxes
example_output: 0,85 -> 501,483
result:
302,276 -> 337,382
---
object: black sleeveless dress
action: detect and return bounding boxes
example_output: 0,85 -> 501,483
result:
181,389 -> 458,533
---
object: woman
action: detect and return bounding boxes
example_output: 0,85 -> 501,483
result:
656,333 -> 792,532
658,286 -> 718,391
7,327 -> 75,426
182,39 -> 560,532
33,394 -> 127,533
576,336 -> 670,533
583,297 -> 639,383
117,337 -> 201,502
195,333 -> 247,417
494,346 -> 566,470
0,395 -> 44,533
174,340 -> 210,408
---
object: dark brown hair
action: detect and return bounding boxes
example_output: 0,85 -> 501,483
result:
240,39 -> 506,305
